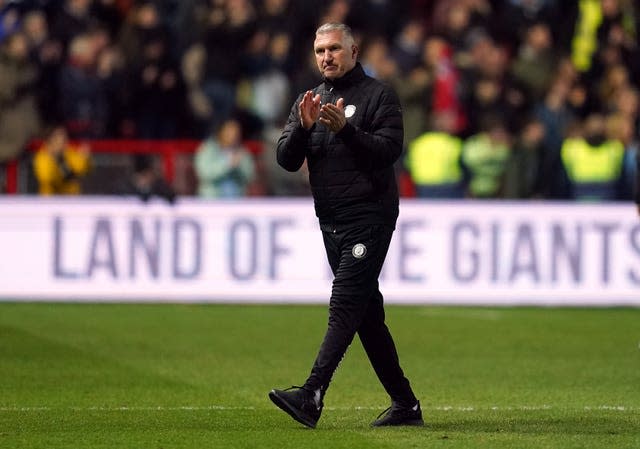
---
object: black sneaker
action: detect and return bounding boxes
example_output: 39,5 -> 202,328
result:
268,386 -> 323,428
371,400 -> 424,427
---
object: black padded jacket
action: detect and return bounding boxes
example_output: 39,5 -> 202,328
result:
276,63 -> 403,229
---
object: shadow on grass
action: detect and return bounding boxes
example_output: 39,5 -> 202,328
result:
0,324 -> 194,395
424,414 -> 639,436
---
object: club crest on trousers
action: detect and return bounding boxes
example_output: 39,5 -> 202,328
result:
352,243 -> 367,259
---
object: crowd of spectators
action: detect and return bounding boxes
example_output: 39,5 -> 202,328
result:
0,0 -> 638,200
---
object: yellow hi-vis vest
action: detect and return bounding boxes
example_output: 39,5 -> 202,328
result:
561,138 -> 625,183
406,132 -> 463,185
571,0 -> 603,72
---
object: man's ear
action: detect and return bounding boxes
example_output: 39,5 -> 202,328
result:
352,45 -> 358,60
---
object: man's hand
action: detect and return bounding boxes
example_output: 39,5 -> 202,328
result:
300,90 -> 321,130
319,98 -> 346,132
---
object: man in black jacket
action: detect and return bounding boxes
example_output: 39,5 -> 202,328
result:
268,23 -> 422,429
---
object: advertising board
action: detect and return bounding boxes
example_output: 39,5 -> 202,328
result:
1,197 -> 638,305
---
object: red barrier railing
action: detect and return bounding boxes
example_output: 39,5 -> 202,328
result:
4,139 -> 264,194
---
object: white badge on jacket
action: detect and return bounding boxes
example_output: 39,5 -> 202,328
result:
344,105 -> 356,118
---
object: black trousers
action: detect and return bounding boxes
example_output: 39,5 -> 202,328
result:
303,224 -> 417,405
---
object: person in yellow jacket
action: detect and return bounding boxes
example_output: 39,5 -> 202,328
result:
560,113 -> 626,201
405,113 -> 465,198
33,125 -> 91,195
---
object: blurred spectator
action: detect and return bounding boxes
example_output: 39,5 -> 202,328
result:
606,112 -> 637,199
503,118 -> 547,199
21,9 -> 64,121
460,34 -> 527,134
596,62 -> 631,113
431,0 -> 492,41
570,0 -> 602,73
612,85 -> 639,121
533,74 -> 577,198
258,0 -> 298,47
95,39 -> 128,137
22,10 -> 53,59
510,22 -> 559,102
57,32 -> 109,138
566,77 -> 593,119
0,31 -> 41,189
405,113 -> 465,199
392,62 -> 432,145
0,3 -> 20,41
116,1 -> 181,137
177,0 -> 261,137
181,41 -> 211,138
255,0 -> 318,81
261,122 -> 310,196
128,31 -> 184,139
194,118 -> 255,198
560,112 -> 627,200
33,124 -> 91,195
174,0 -> 227,52
534,77 -> 574,153
593,0 -> 637,71
49,0 -> 95,54
288,50 -> 322,110
360,36 -> 397,81
422,36 -> 466,134
318,0 -> 350,27
198,0 -> 257,130
461,117 -> 512,198
432,0 -> 481,58
117,1 -> 166,67
113,155 -> 176,203
240,29 -> 291,129
496,0 -> 568,48
390,20 -> 424,74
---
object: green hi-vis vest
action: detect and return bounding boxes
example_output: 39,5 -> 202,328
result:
406,132 -> 463,185
461,133 -> 510,197
571,0 -> 603,72
561,138 -> 625,182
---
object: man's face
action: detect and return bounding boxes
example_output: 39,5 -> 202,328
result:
313,30 -> 357,80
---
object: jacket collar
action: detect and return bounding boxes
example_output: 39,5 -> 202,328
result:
323,62 -> 366,89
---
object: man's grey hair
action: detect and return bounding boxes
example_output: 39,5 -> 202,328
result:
316,23 -> 355,46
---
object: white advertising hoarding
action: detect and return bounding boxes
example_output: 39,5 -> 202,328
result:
0,197 -> 638,305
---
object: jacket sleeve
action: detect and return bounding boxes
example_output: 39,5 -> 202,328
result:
33,151 -> 58,195
335,84 -> 403,170
276,95 -> 312,172
237,150 -> 256,184
66,148 -> 91,176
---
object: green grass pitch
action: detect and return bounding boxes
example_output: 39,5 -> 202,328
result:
1,303 -> 639,448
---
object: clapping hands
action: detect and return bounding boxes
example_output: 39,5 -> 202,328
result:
299,91 -> 346,133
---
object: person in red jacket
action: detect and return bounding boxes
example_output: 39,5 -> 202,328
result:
269,23 -> 422,429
